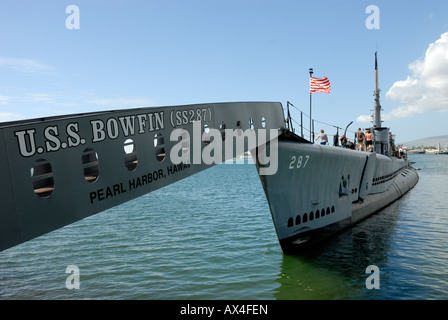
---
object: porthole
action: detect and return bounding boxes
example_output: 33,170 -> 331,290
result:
154,133 -> 165,162
316,210 -> 320,219
321,208 -> 325,217
296,215 -> 301,225
219,122 -> 226,141
303,213 -> 308,223
309,211 -> 314,221
331,205 -> 335,213
124,139 -> 138,171
203,124 -> 211,146
288,217 -> 293,228
261,117 -> 266,128
31,158 -> 54,197
236,121 -> 242,136
249,118 -> 254,130
326,207 -> 330,215
82,148 -> 99,183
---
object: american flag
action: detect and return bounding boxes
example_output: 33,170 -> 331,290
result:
310,76 -> 331,94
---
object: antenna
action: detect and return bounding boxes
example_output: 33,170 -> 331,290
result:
373,51 -> 382,128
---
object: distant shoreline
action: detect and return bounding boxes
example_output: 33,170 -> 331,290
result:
398,135 -> 448,149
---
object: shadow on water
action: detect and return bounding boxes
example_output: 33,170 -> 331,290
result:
274,200 -> 403,300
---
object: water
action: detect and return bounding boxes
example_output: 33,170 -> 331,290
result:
1,154 -> 447,300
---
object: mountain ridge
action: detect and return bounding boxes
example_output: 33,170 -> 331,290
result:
398,135 -> 448,148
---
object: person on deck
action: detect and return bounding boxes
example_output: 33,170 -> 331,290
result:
339,134 -> 347,148
355,128 -> 365,151
365,129 -> 373,152
316,130 -> 328,145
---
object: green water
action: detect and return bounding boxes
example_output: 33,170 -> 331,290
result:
1,155 -> 447,300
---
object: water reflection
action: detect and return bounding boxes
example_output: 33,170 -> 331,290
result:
275,200 -> 402,300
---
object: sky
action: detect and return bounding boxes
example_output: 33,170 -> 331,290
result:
1,0 -> 448,143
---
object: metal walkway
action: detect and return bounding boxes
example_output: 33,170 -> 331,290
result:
0,102 -> 285,251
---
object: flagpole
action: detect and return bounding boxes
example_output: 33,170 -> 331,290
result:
309,68 -> 313,142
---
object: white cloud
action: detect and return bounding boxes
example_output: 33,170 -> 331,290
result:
0,112 -> 26,122
385,32 -> 448,119
0,95 -> 12,105
0,57 -> 54,74
356,114 -> 371,123
358,32 -> 448,123
29,93 -> 54,103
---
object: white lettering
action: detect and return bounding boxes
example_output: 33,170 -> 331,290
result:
66,123 -> 82,147
289,154 -> 310,170
180,304 -> 214,317
15,129 -> 37,157
365,5 -> 380,30
202,128 -> 222,165
170,128 -> 190,164
44,126 -> 61,152
155,112 -> 164,130
365,265 -> 380,289
90,120 -> 106,142
224,128 -> 257,162
170,122 -> 278,174
106,118 -> 119,139
255,129 -> 279,175
146,112 -> 165,131
192,121 -> 202,164
118,116 -> 136,136
65,5 -> 80,30
65,265 -> 80,289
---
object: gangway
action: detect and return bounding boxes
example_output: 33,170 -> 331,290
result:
0,102 -> 285,251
